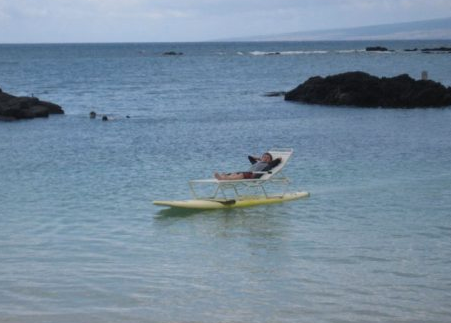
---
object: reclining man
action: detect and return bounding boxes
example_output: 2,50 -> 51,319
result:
214,152 -> 281,180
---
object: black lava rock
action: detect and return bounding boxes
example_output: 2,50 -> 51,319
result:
421,47 -> 451,54
0,89 -> 64,120
284,71 -> 451,108
163,51 -> 183,56
366,46 -> 389,52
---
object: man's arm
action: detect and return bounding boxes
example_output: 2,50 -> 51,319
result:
267,157 -> 282,169
248,155 -> 259,164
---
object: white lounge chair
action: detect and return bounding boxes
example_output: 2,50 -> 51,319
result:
189,148 -> 294,199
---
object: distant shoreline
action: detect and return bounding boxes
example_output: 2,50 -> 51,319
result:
219,17 -> 451,42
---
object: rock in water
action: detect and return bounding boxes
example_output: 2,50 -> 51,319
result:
284,71 -> 451,108
366,46 -> 389,52
421,47 -> 451,53
0,89 -> 64,120
163,51 -> 183,56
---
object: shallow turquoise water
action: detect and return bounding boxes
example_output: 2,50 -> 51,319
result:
1,41 -> 451,322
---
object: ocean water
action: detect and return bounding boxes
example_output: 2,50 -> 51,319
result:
1,41 -> 451,323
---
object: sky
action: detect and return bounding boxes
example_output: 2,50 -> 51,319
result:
0,0 -> 450,43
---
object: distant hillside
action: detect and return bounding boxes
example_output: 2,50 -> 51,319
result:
228,17 -> 451,41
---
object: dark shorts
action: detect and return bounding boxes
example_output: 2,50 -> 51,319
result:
242,172 -> 254,179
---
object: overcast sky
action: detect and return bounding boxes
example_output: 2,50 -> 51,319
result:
0,0 -> 450,43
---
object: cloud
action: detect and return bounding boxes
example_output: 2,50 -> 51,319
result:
0,0 -> 450,42
0,0 -> 192,20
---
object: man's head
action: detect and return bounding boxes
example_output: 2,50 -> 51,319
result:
261,152 -> 273,163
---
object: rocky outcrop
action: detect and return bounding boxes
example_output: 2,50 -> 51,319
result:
365,45 -> 451,53
284,72 -> 451,108
0,88 -> 64,120
421,47 -> 451,53
366,46 -> 389,52
163,51 -> 183,56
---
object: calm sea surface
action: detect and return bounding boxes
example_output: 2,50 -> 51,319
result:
1,41 -> 451,322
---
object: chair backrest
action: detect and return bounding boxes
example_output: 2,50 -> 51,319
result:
258,148 -> 293,180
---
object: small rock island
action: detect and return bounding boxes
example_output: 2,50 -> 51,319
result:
0,88 -> 64,121
284,72 -> 451,108
163,51 -> 183,56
